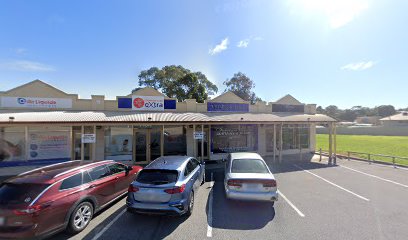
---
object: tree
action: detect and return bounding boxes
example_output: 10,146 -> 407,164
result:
325,105 -> 339,118
338,109 -> 357,122
316,106 -> 325,114
375,105 -> 396,117
136,65 -> 218,103
223,72 -> 260,104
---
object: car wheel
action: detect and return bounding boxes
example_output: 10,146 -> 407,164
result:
67,202 -> 94,234
186,191 -> 194,216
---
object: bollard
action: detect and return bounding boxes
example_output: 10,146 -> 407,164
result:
319,148 -> 322,162
348,152 -> 350,161
393,157 -> 396,168
368,154 -> 371,164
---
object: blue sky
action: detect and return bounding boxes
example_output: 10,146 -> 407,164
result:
0,0 -> 407,109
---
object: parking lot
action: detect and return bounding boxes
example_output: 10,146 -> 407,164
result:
51,155 -> 408,240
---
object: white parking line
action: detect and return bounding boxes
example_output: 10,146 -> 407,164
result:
206,172 -> 214,238
277,190 -> 305,217
91,208 -> 127,240
293,164 -> 370,202
340,165 -> 408,188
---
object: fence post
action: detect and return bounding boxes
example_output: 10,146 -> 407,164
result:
319,148 -> 322,162
368,154 -> 371,164
348,152 -> 350,161
392,157 -> 396,168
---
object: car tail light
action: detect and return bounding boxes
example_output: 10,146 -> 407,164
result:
128,185 -> 139,192
164,184 -> 186,194
13,204 -> 45,216
227,179 -> 243,187
262,179 -> 277,188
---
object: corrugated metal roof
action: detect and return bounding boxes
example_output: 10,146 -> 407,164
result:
0,110 -> 336,124
380,112 -> 408,121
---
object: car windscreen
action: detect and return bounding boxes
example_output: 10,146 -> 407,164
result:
136,169 -> 179,185
231,159 -> 269,174
0,182 -> 50,205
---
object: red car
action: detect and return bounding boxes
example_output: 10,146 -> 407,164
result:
0,160 -> 142,239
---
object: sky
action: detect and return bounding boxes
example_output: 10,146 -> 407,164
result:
0,0 -> 407,109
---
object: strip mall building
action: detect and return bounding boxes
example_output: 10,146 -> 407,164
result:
0,80 -> 336,167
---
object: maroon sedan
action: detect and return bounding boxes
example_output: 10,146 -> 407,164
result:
0,160 -> 142,239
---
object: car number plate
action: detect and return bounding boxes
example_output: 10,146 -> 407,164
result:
0,217 -> 5,226
245,183 -> 260,189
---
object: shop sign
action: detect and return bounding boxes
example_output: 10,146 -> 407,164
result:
193,131 -> 205,140
0,96 -> 72,109
82,134 -> 96,143
272,104 -> 304,113
207,102 -> 249,112
132,96 -> 164,111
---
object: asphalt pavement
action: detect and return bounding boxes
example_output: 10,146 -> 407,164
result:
50,157 -> 408,240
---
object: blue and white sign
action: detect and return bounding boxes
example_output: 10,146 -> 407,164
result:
207,102 -> 249,112
1,97 -> 72,109
132,95 -> 164,111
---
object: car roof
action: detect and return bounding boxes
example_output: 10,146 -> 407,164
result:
229,152 -> 263,160
145,156 -> 192,171
5,160 -> 116,184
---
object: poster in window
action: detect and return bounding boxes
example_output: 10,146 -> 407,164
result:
28,131 -> 71,160
0,130 -> 25,162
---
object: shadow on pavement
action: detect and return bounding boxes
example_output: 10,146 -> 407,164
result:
207,171 -> 275,230
79,203 -> 189,240
50,195 -> 127,240
264,154 -> 339,174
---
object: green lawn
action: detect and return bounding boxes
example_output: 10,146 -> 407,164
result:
316,134 -> 408,166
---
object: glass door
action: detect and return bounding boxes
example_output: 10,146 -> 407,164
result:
149,127 -> 162,162
196,125 -> 209,160
134,127 -> 162,164
134,129 -> 148,164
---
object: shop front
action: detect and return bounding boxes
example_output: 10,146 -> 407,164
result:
0,80 -> 338,167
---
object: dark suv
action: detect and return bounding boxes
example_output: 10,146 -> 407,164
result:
0,160 -> 142,239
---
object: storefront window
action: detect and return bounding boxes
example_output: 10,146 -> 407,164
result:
104,126 -> 133,161
28,126 -> 71,163
0,127 -> 26,165
211,125 -> 258,153
299,127 -> 309,148
164,126 -> 186,156
265,126 -> 275,152
282,124 -> 309,150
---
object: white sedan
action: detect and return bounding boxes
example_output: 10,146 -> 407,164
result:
224,152 -> 278,204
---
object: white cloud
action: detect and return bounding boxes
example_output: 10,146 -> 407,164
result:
0,60 -> 56,72
253,36 -> 264,41
341,61 -> 375,71
237,39 -> 250,48
289,0 -> 369,29
209,38 -> 229,55
15,48 -> 27,54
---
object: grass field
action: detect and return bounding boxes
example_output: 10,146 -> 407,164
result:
316,134 -> 408,166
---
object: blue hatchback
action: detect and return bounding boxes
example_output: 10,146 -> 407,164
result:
126,156 -> 205,216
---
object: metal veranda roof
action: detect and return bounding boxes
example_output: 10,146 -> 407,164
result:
0,110 -> 336,124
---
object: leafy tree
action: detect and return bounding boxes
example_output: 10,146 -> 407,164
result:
337,109 -> 357,122
316,106 -> 325,114
136,65 -> 218,103
325,105 -> 339,118
375,105 -> 396,117
223,72 -> 260,104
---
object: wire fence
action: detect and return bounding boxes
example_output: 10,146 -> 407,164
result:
316,148 -> 408,167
